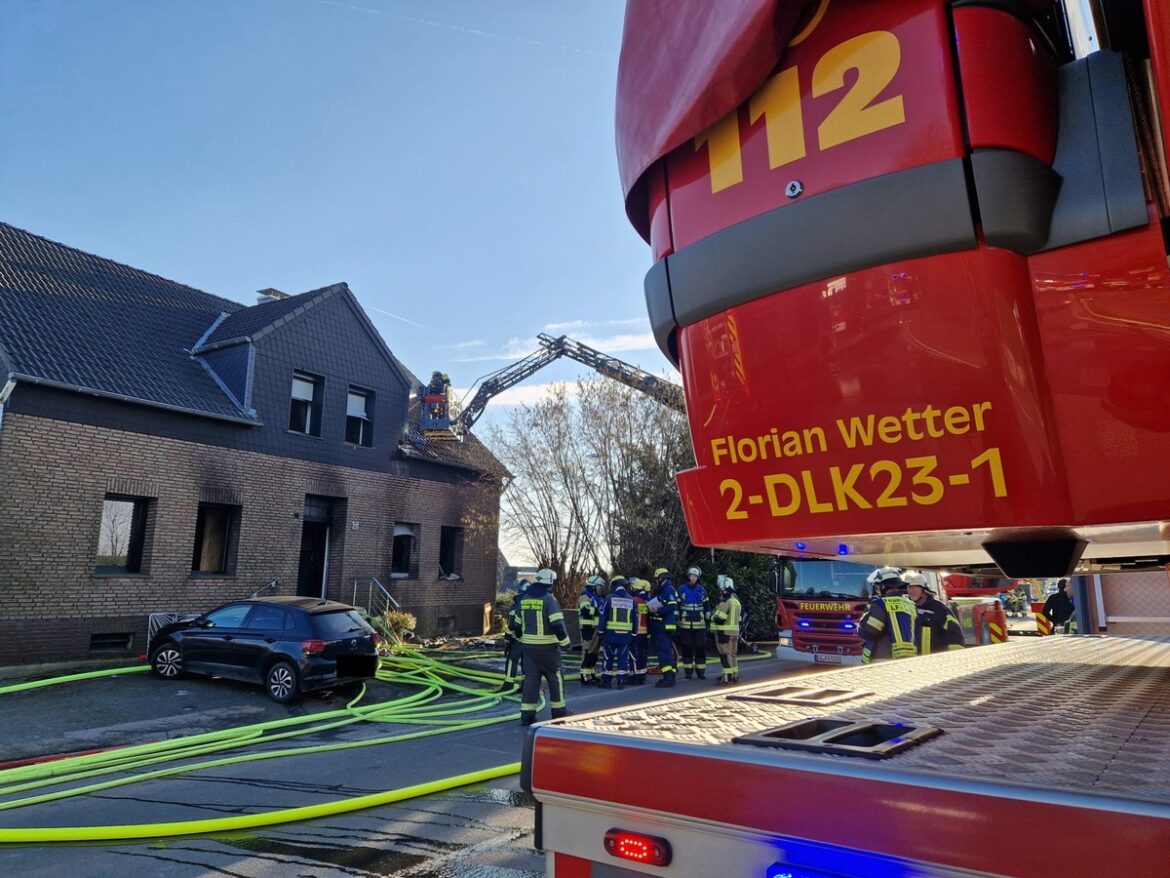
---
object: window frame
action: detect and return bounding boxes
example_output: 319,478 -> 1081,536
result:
190,502 -> 242,576
288,370 -> 324,438
390,522 -> 419,580
95,494 -> 150,575
345,385 -> 375,447
438,525 -> 464,580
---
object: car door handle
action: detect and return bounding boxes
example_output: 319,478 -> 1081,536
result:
265,638 -> 277,643
221,635 -> 234,642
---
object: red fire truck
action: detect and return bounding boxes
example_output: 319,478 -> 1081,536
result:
772,559 -> 872,664
523,1 -> 1170,874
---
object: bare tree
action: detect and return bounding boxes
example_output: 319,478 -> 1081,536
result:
98,500 -> 132,564
486,377 -> 694,601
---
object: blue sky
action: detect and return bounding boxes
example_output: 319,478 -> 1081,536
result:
2,0 -> 668,425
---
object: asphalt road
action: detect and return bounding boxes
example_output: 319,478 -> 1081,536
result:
0,648 -> 815,877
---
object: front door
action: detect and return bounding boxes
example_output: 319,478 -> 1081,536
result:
297,521 -> 329,597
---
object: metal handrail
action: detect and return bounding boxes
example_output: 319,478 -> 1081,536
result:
352,576 -> 400,618
251,577 -> 280,598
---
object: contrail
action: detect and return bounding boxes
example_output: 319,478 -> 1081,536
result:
370,306 -> 426,328
309,0 -> 613,59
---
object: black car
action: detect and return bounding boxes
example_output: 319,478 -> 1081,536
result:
149,596 -> 381,702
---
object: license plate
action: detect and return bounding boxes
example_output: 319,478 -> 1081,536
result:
813,654 -> 842,664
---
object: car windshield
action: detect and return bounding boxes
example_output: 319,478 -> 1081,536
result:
781,562 -> 874,600
313,610 -> 372,639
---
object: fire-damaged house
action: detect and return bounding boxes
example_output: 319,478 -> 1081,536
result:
0,222 -> 504,665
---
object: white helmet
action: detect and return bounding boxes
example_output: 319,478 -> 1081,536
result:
586,574 -> 605,587
687,566 -> 702,577
867,566 -> 902,586
901,571 -> 931,591
717,575 -> 735,591
534,568 -> 557,585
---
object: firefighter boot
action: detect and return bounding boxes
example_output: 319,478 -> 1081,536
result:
520,711 -> 537,726
551,707 -> 572,719
598,677 -> 613,689
696,669 -> 706,679
655,674 -> 676,688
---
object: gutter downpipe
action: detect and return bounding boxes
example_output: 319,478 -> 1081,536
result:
0,377 -> 15,436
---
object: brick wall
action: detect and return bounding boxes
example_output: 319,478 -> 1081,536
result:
0,412 -> 500,665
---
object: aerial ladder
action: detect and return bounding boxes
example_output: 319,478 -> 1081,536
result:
419,333 -> 683,440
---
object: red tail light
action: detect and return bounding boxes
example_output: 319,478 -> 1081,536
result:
603,829 -> 671,866
302,639 -> 327,655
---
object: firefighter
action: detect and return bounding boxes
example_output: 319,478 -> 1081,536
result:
598,577 -> 635,688
577,574 -> 605,685
677,566 -> 710,678
711,575 -> 743,685
902,571 -> 965,654
499,579 -> 528,693
857,567 -> 917,662
649,567 -> 679,687
517,568 -> 572,725
629,579 -> 651,684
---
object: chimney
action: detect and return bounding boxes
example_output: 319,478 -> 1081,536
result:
256,287 -> 289,305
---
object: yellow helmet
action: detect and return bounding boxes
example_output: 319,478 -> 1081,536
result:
654,567 -> 669,578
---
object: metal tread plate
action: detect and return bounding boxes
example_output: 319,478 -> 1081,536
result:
554,636 -> 1170,805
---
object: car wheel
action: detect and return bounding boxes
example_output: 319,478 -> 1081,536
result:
150,643 -> 183,679
265,660 -> 300,703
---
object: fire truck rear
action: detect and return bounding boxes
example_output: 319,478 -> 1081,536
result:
524,0 -> 1170,874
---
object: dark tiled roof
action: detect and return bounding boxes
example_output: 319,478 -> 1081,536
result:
0,222 -> 506,475
203,290 -> 334,346
0,222 -> 254,421
401,398 -> 509,477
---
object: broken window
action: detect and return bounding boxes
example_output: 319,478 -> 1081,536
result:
191,503 -> 241,575
439,526 -> 464,579
391,522 -> 419,579
96,495 -> 150,573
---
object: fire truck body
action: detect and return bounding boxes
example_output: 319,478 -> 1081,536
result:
524,2 -> 1170,874
773,560 -> 874,664
523,636 -> 1170,876
628,0 -> 1170,577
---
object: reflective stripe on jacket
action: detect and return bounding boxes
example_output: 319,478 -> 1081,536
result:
710,595 -> 742,633
578,589 -> 601,624
600,591 -> 635,634
916,596 -> 966,654
518,585 -> 570,646
858,594 -> 917,661
677,583 -> 708,629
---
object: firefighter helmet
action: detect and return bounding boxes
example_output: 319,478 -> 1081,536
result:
534,568 -> 557,585
687,566 -> 702,577
901,570 -> 932,592
717,575 -> 735,592
867,566 -> 905,595
586,574 -> 605,588
867,566 -> 902,585
654,567 -> 669,578
517,579 -> 531,593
